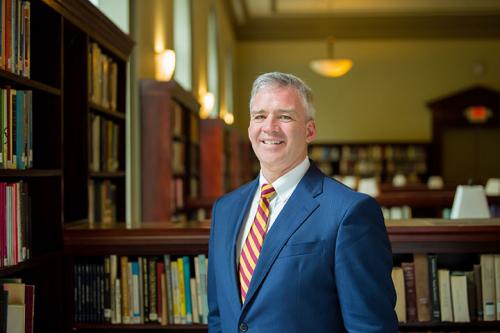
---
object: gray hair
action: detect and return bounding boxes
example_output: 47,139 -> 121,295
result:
249,72 -> 316,120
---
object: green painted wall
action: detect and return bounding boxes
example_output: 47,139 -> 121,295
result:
234,39 -> 500,142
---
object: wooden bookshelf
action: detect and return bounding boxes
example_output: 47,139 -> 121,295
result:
199,120 -> 248,200
140,80 -> 201,223
0,0 -> 131,331
63,218 -> 500,331
309,142 -> 430,183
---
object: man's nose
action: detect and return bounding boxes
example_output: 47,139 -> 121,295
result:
262,116 -> 279,131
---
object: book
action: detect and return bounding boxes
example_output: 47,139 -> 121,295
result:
177,257 -> 186,323
148,257 -> 158,322
171,260 -> 180,324
413,253 -> 431,322
401,262 -> 417,322
428,254 -> 440,321
465,271 -> 477,322
190,278 -> 199,324
480,254 -> 496,321
24,284 -> 34,333
391,267 -> 406,323
6,304 -> 24,333
473,264 -> 483,320
163,254 -> 174,324
183,256 -> 193,324
495,254 -> 500,320
450,271 -> 470,322
120,256 -> 130,323
438,269 -> 453,322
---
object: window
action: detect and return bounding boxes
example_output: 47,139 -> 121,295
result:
174,0 -> 192,90
207,6 -> 219,118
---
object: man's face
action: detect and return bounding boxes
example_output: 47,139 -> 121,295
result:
248,86 -> 316,177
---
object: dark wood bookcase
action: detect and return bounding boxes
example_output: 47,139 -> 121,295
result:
427,85 -> 500,185
199,119 -> 250,200
140,79 -> 201,222
63,218 -> 500,332
0,0 -> 132,332
309,141 -> 430,184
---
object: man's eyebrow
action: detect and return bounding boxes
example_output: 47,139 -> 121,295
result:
250,110 -> 266,115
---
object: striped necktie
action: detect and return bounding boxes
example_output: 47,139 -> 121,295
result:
239,183 -> 276,303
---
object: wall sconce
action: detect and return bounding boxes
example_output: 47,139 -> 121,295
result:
223,112 -> 234,125
155,49 -> 176,81
200,92 -> 214,119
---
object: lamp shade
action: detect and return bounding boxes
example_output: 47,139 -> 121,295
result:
310,58 -> 353,78
450,185 -> 491,219
310,37 -> 353,78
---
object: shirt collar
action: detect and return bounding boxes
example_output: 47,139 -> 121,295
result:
259,157 -> 310,202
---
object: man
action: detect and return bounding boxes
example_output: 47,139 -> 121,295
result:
208,72 -> 398,332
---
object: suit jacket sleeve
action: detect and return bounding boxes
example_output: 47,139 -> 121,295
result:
335,196 -> 398,332
208,198 -> 222,333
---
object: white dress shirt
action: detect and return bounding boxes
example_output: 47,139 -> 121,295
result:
236,157 -> 310,263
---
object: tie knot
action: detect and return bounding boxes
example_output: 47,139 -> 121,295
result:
260,183 -> 276,200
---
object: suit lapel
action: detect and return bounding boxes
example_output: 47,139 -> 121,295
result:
241,164 -> 324,311
225,178 -> 259,312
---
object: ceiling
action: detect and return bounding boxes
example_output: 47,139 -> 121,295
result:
224,0 -> 500,40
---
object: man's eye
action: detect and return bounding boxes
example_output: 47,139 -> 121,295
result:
279,115 -> 292,121
253,115 -> 265,120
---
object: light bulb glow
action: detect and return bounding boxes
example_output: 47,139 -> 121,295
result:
155,49 -> 176,81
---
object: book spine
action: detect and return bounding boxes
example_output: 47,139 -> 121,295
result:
163,254 -> 174,324
402,262 -> 418,322
428,254 -> 440,321
177,257 -> 186,324
183,256 -> 192,324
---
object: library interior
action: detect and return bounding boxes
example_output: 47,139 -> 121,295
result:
1,0 -> 500,332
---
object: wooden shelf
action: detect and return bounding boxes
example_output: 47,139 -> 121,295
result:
64,221 -> 211,255
89,102 -> 126,120
399,320 -> 500,331
387,218 -> 500,253
0,252 -> 61,277
376,190 -> 500,207
0,169 -> 62,177
63,219 -> 500,255
73,323 -> 207,331
0,69 -> 61,95
89,171 -> 126,178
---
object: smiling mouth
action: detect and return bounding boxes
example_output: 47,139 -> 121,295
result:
261,140 -> 284,145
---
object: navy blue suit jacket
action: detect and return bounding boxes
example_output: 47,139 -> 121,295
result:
208,163 -> 398,332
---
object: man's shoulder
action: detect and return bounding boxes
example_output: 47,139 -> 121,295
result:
215,179 -> 257,206
320,174 -> 377,205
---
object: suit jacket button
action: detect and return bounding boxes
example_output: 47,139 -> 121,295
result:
239,322 -> 248,332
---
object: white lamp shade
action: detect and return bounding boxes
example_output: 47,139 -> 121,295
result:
450,185 -> 491,219
485,178 -> 500,196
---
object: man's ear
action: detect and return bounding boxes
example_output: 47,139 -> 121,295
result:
305,120 -> 317,143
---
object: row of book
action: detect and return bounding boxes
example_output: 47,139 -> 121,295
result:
0,0 -> 31,78
392,254 -> 500,324
88,180 -> 117,224
74,254 -> 209,325
0,88 -> 32,169
171,102 -> 200,145
1,278 -> 34,333
0,181 -> 30,268
88,42 -> 118,111
310,144 -> 428,163
89,114 -> 120,173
